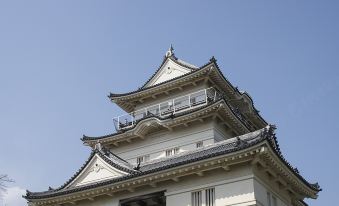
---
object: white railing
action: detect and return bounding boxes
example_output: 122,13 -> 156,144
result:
113,87 -> 220,131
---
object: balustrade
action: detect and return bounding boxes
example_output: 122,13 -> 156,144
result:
113,87 -> 220,131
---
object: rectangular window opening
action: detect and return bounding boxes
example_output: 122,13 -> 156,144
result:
137,155 -> 150,164
205,188 -> 215,206
166,147 -> 179,157
196,141 -> 203,148
191,191 -> 202,206
267,192 -> 271,206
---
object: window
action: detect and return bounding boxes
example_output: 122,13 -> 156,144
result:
191,191 -> 202,206
136,155 -> 150,164
192,188 -> 215,206
196,141 -> 203,148
272,195 -> 277,206
267,192 -> 271,206
166,147 -> 179,157
267,192 -> 277,206
205,188 -> 215,206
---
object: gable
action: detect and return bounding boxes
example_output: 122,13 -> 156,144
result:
67,154 -> 128,188
145,58 -> 194,87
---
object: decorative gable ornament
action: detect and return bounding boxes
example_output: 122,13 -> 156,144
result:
144,46 -> 198,88
67,154 -> 128,188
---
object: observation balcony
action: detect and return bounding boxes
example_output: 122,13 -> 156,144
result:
113,87 -> 221,131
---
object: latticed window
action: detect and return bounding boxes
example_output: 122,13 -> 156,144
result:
191,191 -> 202,206
267,192 -> 271,206
136,155 -> 150,164
191,188 -> 215,206
196,141 -> 203,148
205,188 -> 215,206
166,147 -> 179,157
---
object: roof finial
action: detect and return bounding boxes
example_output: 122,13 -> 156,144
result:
210,56 -> 217,63
165,44 -> 174,57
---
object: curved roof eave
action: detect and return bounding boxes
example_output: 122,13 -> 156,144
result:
108,60 -> 211,100
24,149 -> 138,198
82,97 -> 252,143
209,60 -> 267,126
108,57 -> 266,127
25,125 -> 320,201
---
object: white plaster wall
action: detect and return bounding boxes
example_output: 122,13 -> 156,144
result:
60,164 -> 300,206
166,192 -> 191,206
167,178 -> 256,206
111,121 -> 218,164
215,179 -> 256,206
150,59 -> 191,86
62,165 -> 257,206
134,83 -> 208,111
110,119 -> 236,165
70,196 -> 119,206
253,179 -> 290,206
214,121 -> 235,140
165,165 -> 256,206
68,154 -> 128,188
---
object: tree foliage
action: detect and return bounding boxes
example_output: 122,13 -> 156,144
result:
0,174 -> 14,195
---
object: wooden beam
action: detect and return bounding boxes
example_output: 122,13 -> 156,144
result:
127,188 -> 135,192
136,133 -> 145,139
136,200 -> 147,206
251,156 -> 267,168
196,171 -> 204,177
172,177 -> 179,182
106,193 -> 114,197
265,167 -> 277,179
212,115 -> 217,120
163,125 -> 173,131
221,164 -> 230,171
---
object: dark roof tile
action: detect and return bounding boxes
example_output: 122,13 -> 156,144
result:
25,125 -> 320,200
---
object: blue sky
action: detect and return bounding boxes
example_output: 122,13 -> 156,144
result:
0,1 -> 338,205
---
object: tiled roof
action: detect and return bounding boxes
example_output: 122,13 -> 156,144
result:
24,125 -> 321,200
55,148 -> 138,192
108,56 -> 267,127
108,56 -> 205,98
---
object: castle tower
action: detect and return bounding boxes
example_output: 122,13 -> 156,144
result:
24,47 -> 320,206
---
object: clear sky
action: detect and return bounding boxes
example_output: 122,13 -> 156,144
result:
0,1 -> 338,205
